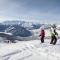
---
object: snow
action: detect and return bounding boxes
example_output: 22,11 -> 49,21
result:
0,27 -> 60,60
0,39 -> 60,60
0,32 -> 13,35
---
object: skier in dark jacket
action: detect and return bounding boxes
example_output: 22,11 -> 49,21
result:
50,28 -> 58,45
39,29 -> 45,43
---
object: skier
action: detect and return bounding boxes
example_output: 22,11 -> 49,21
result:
39,28 -> 45,43
50,27 -> 58,45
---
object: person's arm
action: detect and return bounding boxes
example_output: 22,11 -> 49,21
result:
55,32 -> 58,36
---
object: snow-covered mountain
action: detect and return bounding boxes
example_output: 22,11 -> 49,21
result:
5,25 -> 32,37
0,21 -> 60,42
2,20 -> 25,25
2,20 -> 42,30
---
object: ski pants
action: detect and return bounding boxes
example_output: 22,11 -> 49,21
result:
41,36 -> 44,43
50,36 -> 57,45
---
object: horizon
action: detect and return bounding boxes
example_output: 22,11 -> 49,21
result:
0,19 -> 60,24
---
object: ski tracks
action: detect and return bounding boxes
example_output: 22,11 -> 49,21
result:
0,41 -> 60,60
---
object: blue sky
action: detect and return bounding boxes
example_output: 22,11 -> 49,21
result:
0,0 -> 60,23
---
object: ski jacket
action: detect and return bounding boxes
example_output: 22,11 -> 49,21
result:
50,32 -> 55,37
40,30 -> 45,37
50,31 -> 58,37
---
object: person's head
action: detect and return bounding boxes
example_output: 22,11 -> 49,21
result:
50,27 -> 55,33
54,29 -> 56,33
41,29 -> 44,32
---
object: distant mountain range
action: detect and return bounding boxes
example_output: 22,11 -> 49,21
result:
0,20 -> 52,38
2,20 -> 42,29
0,20 -> 59,42
5,25 -> 32,37
0,20 -> 43,31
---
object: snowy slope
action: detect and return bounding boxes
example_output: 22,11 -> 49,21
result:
0,39 -> 60,60
0,24 -> 60,60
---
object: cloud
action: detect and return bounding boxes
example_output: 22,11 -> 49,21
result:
0,0 -> 60,23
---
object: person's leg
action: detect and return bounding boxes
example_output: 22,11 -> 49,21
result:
53,37 -> 57,45
50,36 -> 54,44
41,37 -> 44,43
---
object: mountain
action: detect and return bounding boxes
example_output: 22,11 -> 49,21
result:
2,20 -> 42,30
0,24 -> 10,32
5,25 -> 32,37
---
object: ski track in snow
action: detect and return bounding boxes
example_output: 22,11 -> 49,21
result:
0,39 -> 60,60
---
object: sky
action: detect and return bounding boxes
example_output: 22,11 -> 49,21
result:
0,0 -> 60,24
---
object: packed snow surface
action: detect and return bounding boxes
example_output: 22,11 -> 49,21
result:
0,39 -> 60,60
